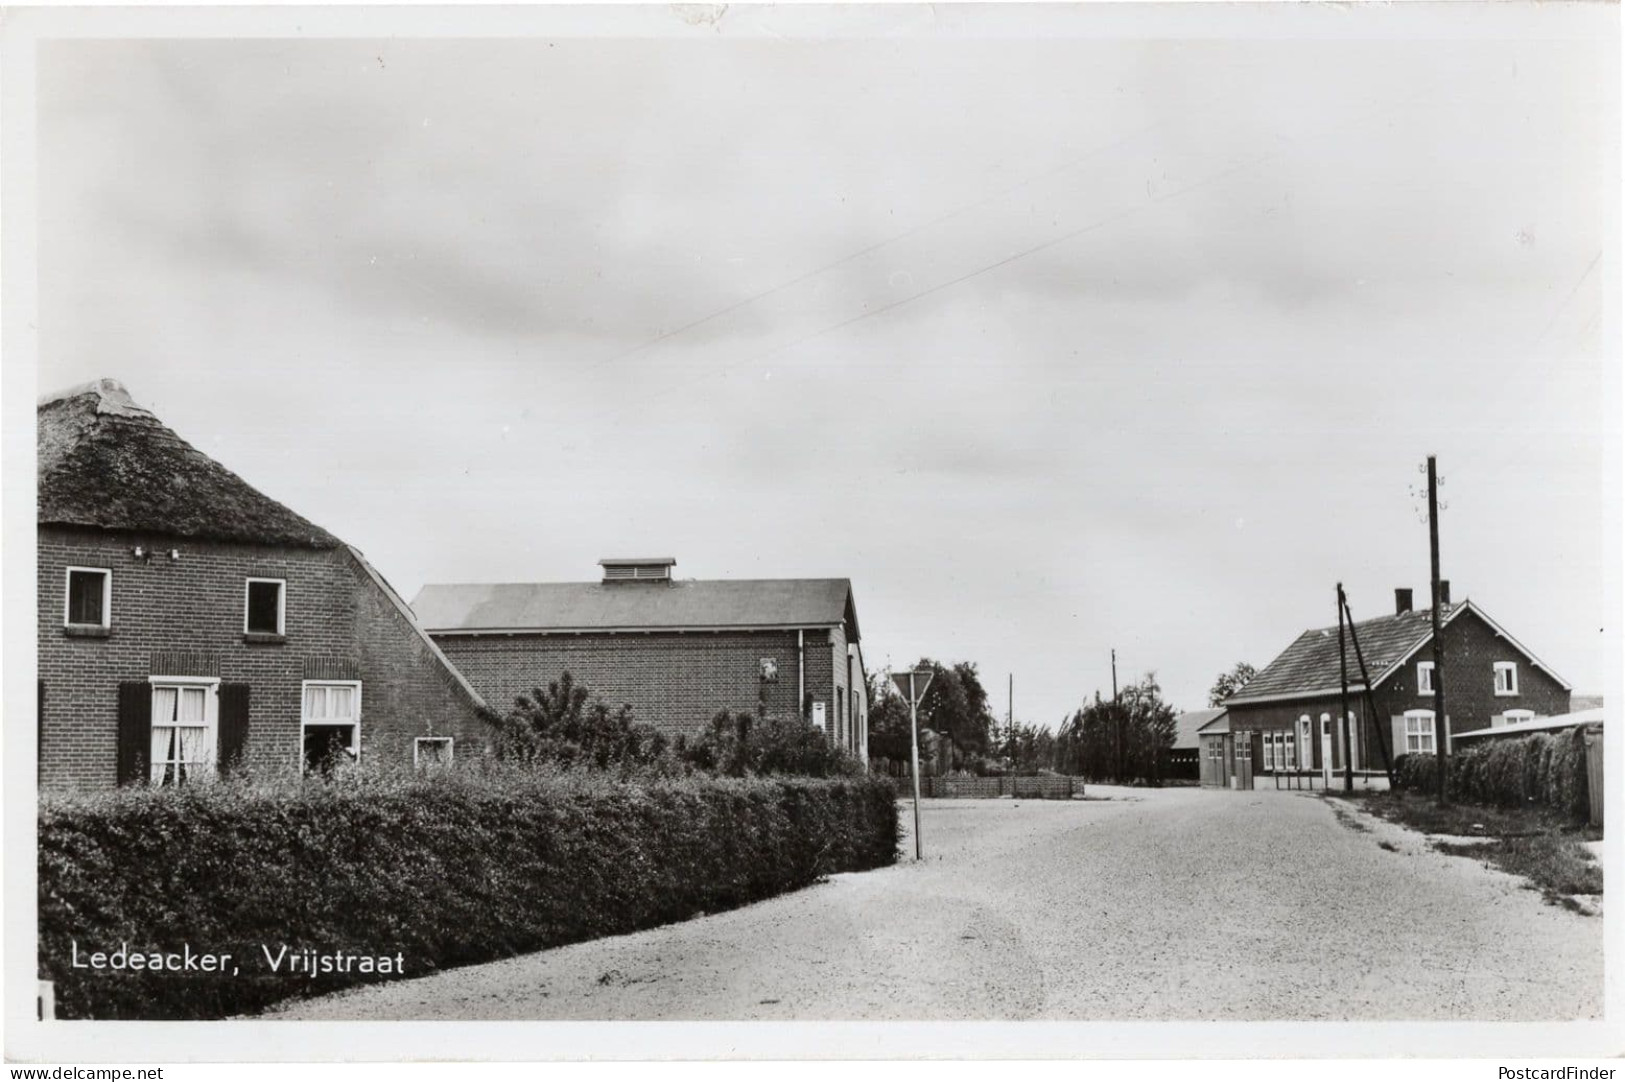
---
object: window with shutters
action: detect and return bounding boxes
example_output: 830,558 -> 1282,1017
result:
149,677 -> 218,786
1494,662 -> 1519,696
302,680 -> 361,773
64,567 -> 111,629
1281,731 -> 1297,770
1404,710 -> 1437,754
1262,733 -> 1276,770
415,737 -> 453,769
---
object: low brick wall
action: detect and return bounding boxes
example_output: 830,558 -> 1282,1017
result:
898,775 -> 1084,799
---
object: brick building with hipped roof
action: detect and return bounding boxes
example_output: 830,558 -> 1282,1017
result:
37,379 -> 493,790
414,558 -> 870,760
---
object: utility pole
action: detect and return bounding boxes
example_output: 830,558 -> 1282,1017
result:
1337,583 -> 1353,793
1111,649 -> 1121,783
1428,455 -> 1450,805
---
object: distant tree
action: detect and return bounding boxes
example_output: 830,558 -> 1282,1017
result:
865,670 -> 915,764
1058,672 -> 1178,784
1208,662 -> 1258,707
912,658 -> 997,762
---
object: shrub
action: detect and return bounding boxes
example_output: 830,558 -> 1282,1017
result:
1392,729 -> 1590,820
38,766 -> 898,1020
679,710 -> 864,779
495,673 -> 678,776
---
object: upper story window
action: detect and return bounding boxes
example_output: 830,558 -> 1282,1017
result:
1403,709 -> 1437,755
64,567 -> 111,629
1417,661 -> 1436,695
244,578 -> 286,636
1499,710 -> 1536,727
1493,662 -> 1520,696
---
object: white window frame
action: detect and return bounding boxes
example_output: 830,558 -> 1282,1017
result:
243,577 -> 286,635
300,680 -> 363,768
63,566 -> 112,628
414,736 -> 454,768
1417,661 -> 1435,695
1282,731 -> 1297,770
1494,662 -> 1520,697
1500,709 -> 1536,726
1404,709 -> 1437,755
147,675 -> 220,786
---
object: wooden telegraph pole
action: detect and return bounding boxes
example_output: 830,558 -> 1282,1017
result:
1111,648 -> 1121,782
1428,455 -> 1450,805
1337,583 -> 1353,793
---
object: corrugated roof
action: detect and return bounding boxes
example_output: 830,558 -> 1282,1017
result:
38,379 -> 340,549
413,578 -> 858,636
1173,708 -> 1226,748
1226,606 -> 1458,704
1455,707 -> 1603,741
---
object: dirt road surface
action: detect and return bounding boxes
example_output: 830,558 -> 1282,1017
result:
270,786 -> 1600,1021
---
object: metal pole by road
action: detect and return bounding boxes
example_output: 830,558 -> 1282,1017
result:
894,669 -> 935,861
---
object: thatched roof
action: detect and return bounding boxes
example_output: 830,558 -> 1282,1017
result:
38,379 -> 340,548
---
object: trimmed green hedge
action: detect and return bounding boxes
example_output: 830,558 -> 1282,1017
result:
39,769 -> 899,1019
1393,727 -> 1590,820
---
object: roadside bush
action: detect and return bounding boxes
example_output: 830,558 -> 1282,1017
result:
38,766 -> 898,1020
679,710 -> 864,778
495,673 -> 676,776
1391,729 -> 1590,820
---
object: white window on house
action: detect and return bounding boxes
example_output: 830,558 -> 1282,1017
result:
244,578 -> 286,635
1282,731 -> 1297,770
1298,716 -> 1312,767
1417,661 -> 1435,695
302,680 -> 361,773
1499,709 -> 1536,727
64,567 -> 111,628
415,737 -> 454,769
1494,662 -> 1520,696
1404,710 -> 1437,755
149,678 -> 218,786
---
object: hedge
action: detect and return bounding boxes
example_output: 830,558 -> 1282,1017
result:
1392,726 -> 1590,820
39,768 -> 899,1019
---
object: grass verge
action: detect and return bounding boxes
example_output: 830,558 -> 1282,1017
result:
1338,789 -> 1601,912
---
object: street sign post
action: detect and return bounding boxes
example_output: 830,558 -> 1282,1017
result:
891,669 -> 934,860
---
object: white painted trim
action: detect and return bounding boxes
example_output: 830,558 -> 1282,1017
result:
1402,708 -> 1438,755
146,676 -> 221,786
1416,660 -> 1435,695
300,679 -> 363,767
414,736 -> 454,768
1494,661 -> 1520,697
243,577 -> 287,635
63,565 -> 111,628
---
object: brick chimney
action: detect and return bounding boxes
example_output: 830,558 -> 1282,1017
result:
1395,588 -> 1413,615
599,557 -> 675,584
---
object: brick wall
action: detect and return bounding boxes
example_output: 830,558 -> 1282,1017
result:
38,526 -> 490,791
434,627 -> 849,742
1228,606 -> 1571,772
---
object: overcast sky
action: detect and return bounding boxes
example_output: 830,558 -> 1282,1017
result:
33,6 -> 1619,724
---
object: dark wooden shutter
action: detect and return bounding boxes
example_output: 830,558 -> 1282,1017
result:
218,683 -> 251,776
117,681 -> 152,786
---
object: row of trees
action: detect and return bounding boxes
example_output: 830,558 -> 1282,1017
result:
864,659 -> 1260,784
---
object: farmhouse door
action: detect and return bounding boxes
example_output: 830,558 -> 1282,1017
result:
1233,731 -> 1254,790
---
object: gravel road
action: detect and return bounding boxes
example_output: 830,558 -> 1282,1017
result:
269,786 -> 1600,1021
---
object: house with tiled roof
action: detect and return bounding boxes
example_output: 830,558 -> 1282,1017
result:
414,558 -> 869,759
38,379 -> 493,790
1223,586 -> 1571,777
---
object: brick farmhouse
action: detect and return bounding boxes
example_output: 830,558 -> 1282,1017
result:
1219,585 -> 1571,779
37,380 -> 493,790
413,558 -> 870,760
